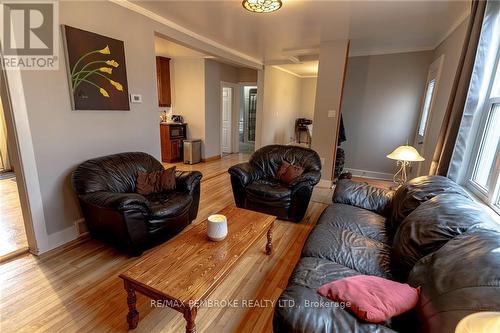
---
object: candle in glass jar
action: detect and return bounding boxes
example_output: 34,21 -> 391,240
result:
207,214 -> 228,241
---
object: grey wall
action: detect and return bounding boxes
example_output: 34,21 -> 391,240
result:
260,66 -> 302,145
417,20 -> 467,176
312,40 -> 350,180
299,78 -> 317,120
170,58 -> 206,149
341,51 -> 433,176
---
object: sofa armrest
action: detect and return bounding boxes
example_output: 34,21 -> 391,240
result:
175,171 -> 202,192
333,179 -> 394,215
80,191 -> 150,213
228,162 -> 260,187
289,170 -> 322,189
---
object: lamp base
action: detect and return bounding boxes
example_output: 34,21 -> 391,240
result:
393,160 -> 411,186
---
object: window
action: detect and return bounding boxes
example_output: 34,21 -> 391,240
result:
416,56 -> 443,144
418,79 -> 436,138
467,54 -> 500,213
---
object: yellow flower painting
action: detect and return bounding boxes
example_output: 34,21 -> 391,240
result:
63,25 -> 129,110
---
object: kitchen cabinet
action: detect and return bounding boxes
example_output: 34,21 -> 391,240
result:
160,123 -> 186,163
156,56 -> 171,107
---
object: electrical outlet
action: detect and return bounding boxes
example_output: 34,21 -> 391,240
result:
328,110 -> 337,118
320,157 -> 325,166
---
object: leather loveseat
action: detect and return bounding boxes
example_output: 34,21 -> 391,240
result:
228,145 -> 321,222
273,175 -> 500,332
72,152 -> 202,255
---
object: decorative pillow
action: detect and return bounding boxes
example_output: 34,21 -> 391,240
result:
317,275 -> 419,323
136,166 -> 176,195
276,161 -> 304,184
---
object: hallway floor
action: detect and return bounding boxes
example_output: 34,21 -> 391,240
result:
0,173 -> 28,258
238,141 -> 255,154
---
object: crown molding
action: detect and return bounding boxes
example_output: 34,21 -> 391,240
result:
348,45 -> 435,58
433,11 -> 470,49
109,0 -> 263,69
273,66 -> 317,79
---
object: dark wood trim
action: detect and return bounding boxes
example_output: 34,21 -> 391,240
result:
330,40 -> 351,180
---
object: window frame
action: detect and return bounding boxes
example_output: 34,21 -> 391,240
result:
465,50 -> 500,214
416,56 -> 444,145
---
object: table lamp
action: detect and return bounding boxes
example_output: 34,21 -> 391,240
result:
387,145 -> 424,185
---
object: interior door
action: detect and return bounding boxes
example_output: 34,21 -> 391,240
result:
221,86 -> 232,154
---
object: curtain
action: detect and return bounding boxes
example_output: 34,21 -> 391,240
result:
448,0 -> 500,181
429,0 -> 487,177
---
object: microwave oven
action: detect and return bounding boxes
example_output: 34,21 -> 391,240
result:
169,124 -> 185,139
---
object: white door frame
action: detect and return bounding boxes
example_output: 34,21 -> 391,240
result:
220,81 -> 239,155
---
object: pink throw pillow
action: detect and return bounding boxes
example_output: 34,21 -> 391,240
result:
317,275 -> 419,323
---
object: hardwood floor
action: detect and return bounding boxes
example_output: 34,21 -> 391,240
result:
0,174 -> 28,258
163,153 -> 250,182
0,154 -> 327,333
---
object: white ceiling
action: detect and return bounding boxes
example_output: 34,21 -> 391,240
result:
135,0 -> 470,65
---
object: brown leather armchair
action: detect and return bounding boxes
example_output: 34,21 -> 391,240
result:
228,145 -> 321,222
72,152 -> 202,256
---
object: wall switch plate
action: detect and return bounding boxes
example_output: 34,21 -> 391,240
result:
320,157 -> 325,166
130,94 -> 142,103
328,110 -> 337,118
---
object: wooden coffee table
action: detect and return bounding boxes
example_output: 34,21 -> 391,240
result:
119,205 -> 276,332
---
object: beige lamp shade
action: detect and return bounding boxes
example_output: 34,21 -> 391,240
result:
455,312 -> 500,333
387,145 -> 425,162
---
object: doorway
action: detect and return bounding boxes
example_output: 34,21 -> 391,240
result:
221,85 -> 233,156
0,95 -> 28,258
239,85 -> 257,154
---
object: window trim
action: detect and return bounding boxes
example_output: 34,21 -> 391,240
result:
416,55 -> 444,145
465,50 -> 500,214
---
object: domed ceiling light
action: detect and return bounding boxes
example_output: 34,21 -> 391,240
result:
242,0 -> 282,13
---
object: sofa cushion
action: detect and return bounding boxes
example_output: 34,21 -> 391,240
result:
407,230 -> 500,333
392,194 -> 500,278
318,204 -> 389,243
274,284 -> 398,333
333,180 -> 394,215
302,223 -> 393,279
290,257 -> 361,289
389,175 -> 470,232
145,191 -> 193,220
245,178 -> 291,200
276,161 -> 304,184
136,166 -> 176,195
317,275 -> 420,323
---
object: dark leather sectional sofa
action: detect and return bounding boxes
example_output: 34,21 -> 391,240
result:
274,175 -> 500,332
72,152 -> 202,255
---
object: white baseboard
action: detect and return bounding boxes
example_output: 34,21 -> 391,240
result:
35,225 -> 79,255
32,219 -> 86,255
345,168 -> 393,181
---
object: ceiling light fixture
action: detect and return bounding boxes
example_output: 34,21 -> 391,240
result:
242,0 -> 282,13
